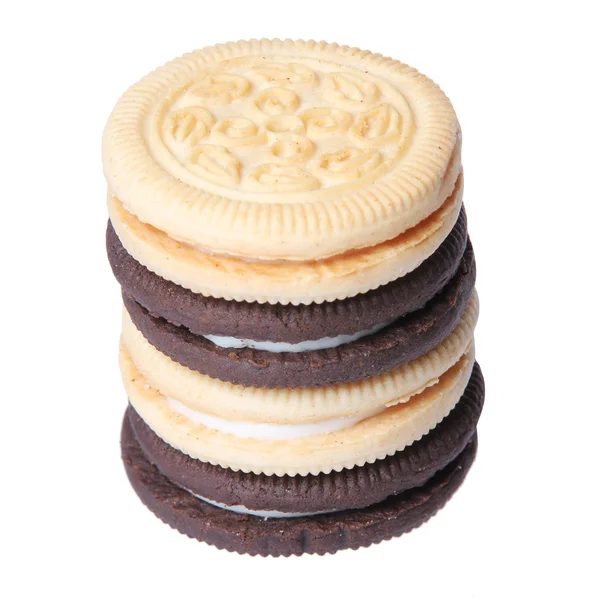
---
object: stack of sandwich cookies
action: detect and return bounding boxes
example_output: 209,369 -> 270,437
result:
105,39 -> 484,556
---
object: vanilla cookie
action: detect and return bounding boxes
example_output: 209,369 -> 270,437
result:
119,343 -> 475,476
103,39 -> 461,261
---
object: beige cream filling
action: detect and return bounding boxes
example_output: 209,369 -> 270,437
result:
167,397 -> 383,440
203,319 -> 393,352
186,491 -> 331,519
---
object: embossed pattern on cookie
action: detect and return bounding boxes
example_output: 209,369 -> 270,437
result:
156,58 -> 414,197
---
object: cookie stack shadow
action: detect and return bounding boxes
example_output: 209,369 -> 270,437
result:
104,39 -> 484,557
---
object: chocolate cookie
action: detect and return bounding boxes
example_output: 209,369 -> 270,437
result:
123,241 -> 475,388
122,414 -> 477,556
127,362 -> 484,514
107,207 -> 467,343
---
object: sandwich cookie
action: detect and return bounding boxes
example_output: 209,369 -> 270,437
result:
121,244 -> 475,388
120,341 -> 475,476
124,361 -> 484,516
122,423 -> 479,557
103,39 -> 462,263
107,207 -> 468,344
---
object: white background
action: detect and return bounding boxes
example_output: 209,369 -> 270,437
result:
2,1 -> 599,598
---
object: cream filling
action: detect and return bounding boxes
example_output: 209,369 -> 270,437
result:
167,396 -> 382,441
187,490 -> 332,519
203,320 -> 393,352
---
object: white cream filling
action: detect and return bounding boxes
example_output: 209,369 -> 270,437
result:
204,320 -> 393,353
187,490 -> 333,519
167,396 -> 382,441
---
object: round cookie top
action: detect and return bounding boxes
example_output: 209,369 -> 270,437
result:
103,39 -> 460,260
